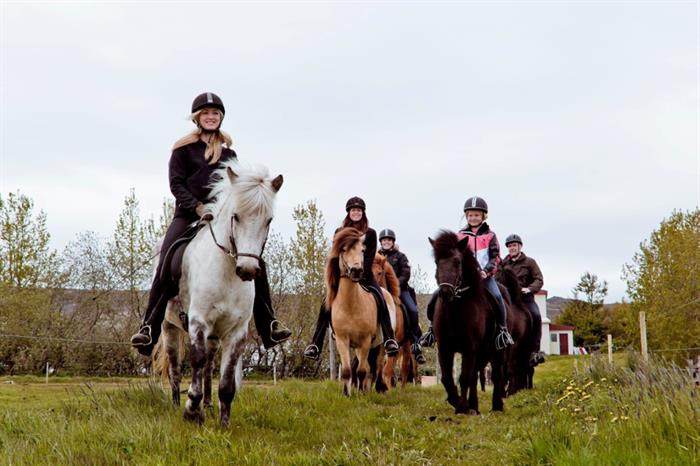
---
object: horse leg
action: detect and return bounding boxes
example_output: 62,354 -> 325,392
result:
382,351 -> 397,390
335,337 -> 353,396
218,332 -> 246,428
203,337 -> 219,409
438,347 -> 459,408
184,319 -> 208,424
490,352 -> 505,412
355,339 -> 371,393
372,346 -> 389,393
400,343 -> 411,388
458,353 -> 477,415
162,320 -> 183,406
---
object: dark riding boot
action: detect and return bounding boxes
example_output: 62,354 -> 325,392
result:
369,286 -> 399,356
304,304 -> 330,360
253,260 -> 291,349
419,290 -> 438,347
305,304 -> 329,359
131,293 -> 168,357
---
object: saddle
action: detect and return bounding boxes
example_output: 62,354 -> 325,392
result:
159,222 -> 205,298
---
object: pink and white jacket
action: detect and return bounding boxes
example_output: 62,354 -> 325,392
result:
457,222 -> 501,277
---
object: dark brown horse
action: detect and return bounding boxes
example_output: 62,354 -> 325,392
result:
429,230 -> 505,414
496,268 -> 534,395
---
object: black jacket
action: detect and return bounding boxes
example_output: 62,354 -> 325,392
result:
169,140 -> 237,219
379,247 -> 411,290
501,252 -> 544,294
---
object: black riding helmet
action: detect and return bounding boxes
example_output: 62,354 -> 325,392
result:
345,196 -> 366,212
463,196 -> 488,213
192,92 -> 225,115
378,229 -> 396,241
505,234 -> 523,246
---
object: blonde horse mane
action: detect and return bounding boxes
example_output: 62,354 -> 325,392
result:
325,227 -> 364,310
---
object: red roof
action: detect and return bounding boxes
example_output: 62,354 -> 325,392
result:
550,323 -> 575,331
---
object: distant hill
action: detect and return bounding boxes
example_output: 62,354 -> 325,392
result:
546,296 -> 572,322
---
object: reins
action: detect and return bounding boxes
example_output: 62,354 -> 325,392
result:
205,216 -> 262,263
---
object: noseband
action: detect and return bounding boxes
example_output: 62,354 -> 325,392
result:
206,216 -> 263,263
339,252 -> 362,282
438,272 -> 470,299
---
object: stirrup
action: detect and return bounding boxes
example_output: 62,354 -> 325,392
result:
384,339 -> 399,355
495,328 -> 513,351
419,328 -> 435,348
269,320 -> 291,343
130,325 -> 152,346
303,344 -> 320,360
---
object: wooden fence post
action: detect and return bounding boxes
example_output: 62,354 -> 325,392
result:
607,334 -> 613,365
639,311 -> 649,362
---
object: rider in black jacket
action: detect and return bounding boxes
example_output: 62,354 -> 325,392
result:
130,92 -> 291,356
303,197 -> 400,360
378,229 -> 426,364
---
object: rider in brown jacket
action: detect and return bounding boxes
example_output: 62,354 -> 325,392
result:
501,234 -> 545,365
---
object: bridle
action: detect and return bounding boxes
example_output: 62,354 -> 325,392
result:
438,262 -> 470,299
206,215 -> 263,263
338,251 -> 362,282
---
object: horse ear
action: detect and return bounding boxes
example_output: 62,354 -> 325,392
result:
227,167 -> 238,183
428,237 -> 435,247
457,236 -> 469,251
271,174 -> 283,192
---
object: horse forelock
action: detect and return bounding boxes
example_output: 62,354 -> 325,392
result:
208,161 -> 276,217
431,230 -> 460,259
329,227 -> 363,258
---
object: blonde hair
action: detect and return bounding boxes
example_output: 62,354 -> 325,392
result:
172,109 -> 233,165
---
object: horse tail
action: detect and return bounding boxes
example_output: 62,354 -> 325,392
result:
325,256 -> 340,310
152,338 -> 169,384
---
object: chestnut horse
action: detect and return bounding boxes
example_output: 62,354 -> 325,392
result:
326,228 -> 396,396
429,230 -> 506,415
372,253 -> 415,389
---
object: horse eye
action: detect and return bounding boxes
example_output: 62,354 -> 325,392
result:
233,213 -> 240,222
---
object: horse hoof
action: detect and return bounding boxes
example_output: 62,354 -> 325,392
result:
468,409 -> 479,416
183,409 -> 205,425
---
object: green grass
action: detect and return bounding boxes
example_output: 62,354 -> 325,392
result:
0,355 -> 697,465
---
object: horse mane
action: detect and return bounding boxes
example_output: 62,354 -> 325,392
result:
325,227 -> 364,309
431,229 -> 484,292
373,254 -> 400,302
497,268 -> 522,307
207,160 -> 276,217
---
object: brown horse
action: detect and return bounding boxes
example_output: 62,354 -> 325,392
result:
372,253 -> 415,389
496,267 -> 534,395
326,227 -> 396,396
429,230 -> 505,415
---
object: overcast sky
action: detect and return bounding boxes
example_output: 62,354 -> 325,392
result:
1,2 -> 698,302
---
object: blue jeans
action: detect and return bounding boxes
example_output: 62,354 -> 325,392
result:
400,289 -> 422,342
483,276 -> 507,328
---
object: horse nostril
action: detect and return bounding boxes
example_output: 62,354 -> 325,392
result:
236,266 -> 243,276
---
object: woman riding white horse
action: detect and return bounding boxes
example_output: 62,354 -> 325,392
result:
130,92 -> 290,355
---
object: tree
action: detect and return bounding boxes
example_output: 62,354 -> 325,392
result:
0,191 -> 62,288
623,209 -> 700,361
62,231 -> 111,291
106,189 -> 154,320
556,272 -> 609,347
409,263 -> 432,294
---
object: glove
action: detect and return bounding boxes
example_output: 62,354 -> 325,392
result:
521,287 -> 531,294
195,203 -> 213,221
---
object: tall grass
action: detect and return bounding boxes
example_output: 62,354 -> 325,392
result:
1,355 -> 697,465
526,353 -> 700,465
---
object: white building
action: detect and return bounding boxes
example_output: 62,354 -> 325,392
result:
535,290 -> 576,355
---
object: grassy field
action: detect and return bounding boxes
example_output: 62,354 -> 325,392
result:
0,355 -> 698,465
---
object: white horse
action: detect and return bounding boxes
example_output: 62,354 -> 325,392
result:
154,161 -> 283,427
